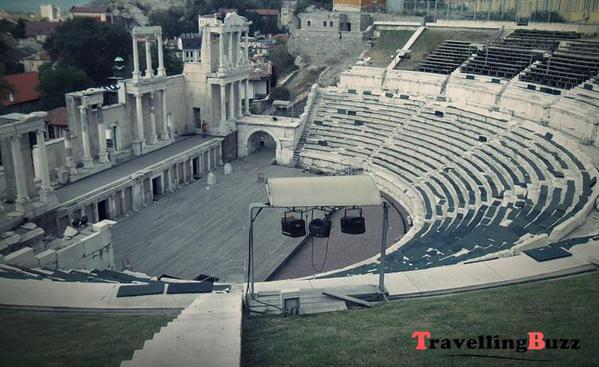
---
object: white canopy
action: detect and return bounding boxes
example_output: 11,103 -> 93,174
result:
266,175 -> 381,207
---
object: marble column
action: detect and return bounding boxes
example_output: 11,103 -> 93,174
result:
97,106 -> 109,163
238,80 -> 243,118
207,148 -> 212,171
244,31 -> 249,61
80,106 -> 93,169
218,31 -> 225,72
245,78 -> 250,115
157,32 -> 166,76
11,136 -> 29,212
220,84 -> 227,122
237,31 -> 242,63
36,129 -> 52,201
132,37 -> 141,80
119,190 -> 126,214
148,93 -> 158,145
64,133 -> 75,173
134,93 -> 145,155
160,89 -> 169,141
145,38 -> 153,78
229,32 -> 234,66
228,82 -> 235,122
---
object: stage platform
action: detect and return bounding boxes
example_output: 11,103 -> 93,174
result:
112,149 -> 311,282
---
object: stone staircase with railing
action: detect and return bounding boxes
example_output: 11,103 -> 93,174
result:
289,85 -> 324,167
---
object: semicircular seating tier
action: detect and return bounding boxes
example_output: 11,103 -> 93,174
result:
299,87 -> 599,276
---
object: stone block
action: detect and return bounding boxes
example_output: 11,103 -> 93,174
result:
56,241 -> 86,269
20,222 -> 38,230
19,227 -> 45,243
35,249 -> 58,268
5,247 -> 37,267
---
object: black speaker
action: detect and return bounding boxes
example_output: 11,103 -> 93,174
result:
309,218 -> 331,238
340,208 -> 365,235
281,214 -> 306,238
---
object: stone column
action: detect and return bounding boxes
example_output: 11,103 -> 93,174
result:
36,129 -> 52,201
148,93 -> 158,145
119,190 -> 126,214
156,31 -> 166,76
218,31 -> 226,72
244,31 -> 249,61
97,106 -> 109,164
80,106 -> 93,169
237,31 -> 242,63
134,93 -> 145,155
228,82 -> 235,121
207,148 -> 212,171
11,136 -> 29,212
64,133 -> 75,173
229,31 -> 234,66
132,37 -> 141,80
245,78 -> 250,115
160,89 -> 169,141
220,84 -> 227,122
145,38 -> 153,78
238,80 -> 243,118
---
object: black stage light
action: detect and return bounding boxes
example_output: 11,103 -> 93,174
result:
281,211 -> 306,238
340,207 -> 365,235
80,216 -> 88,227
309,217 -> 332,238
71,218 -> 81,228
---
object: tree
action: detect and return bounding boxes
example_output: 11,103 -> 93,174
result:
37,62 -> 92,109
270,41 -> 296,80
148,7 -> 195,39
44,18 -> 130,85
270,86 -> 290,100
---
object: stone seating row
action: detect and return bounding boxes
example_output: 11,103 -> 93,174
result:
300,89 -> 596,277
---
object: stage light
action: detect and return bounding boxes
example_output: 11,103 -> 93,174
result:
281,210 -> 306,238
340,207 -> 365,235
309,217 -> 331,238
80,216 -> 88,227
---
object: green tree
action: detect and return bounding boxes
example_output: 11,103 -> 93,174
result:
270,41 -> 296,80
148,7 -> 195,39
12,19 -> 26,39
44,18 -> 130,85
37,62 -> 92,109
270,86 -> 290,100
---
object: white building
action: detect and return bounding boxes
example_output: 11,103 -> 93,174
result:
40,4 -> 61,22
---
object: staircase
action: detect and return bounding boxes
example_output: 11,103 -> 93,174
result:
120,291 -> 243,367
289,89 -> 323,167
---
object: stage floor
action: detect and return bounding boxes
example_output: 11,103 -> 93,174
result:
112,148 -> 408,282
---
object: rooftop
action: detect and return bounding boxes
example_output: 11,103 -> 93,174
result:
45,107 -> 68,127
69,6 -> 110,14
1,72 -> 40,107
24,21 -> 58,37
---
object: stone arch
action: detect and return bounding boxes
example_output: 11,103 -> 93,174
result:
245,129 -> 281,162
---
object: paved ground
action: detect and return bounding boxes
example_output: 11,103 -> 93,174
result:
112,148 -> 311,282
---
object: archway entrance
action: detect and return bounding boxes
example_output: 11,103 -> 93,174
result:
247,130 -> 277,157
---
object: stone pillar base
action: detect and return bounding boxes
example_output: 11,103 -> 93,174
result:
132,140 -> 145,156
82,158 -> 94,169
98,152 -> 110,164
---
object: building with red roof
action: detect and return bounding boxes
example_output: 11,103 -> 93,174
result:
69,6 -> 113,23
1,72 -> 41,114
45,106 -> 68,139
